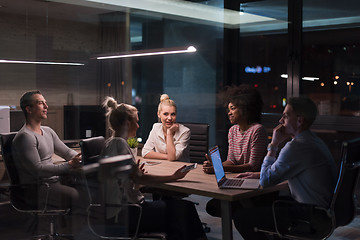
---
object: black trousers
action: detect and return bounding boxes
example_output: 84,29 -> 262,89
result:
37,178 -> 89,213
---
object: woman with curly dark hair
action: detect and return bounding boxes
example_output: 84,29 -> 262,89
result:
203,85 -> 269,220
203,85 -> 268,174
203,84 -> 268,174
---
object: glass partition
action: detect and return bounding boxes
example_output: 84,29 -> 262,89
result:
2,1 -> 360,237
302,1 -> 360,117
0,0 -> 289,148
301,0 -> 360,159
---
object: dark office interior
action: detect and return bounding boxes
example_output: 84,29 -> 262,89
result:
1,0 -> 360,239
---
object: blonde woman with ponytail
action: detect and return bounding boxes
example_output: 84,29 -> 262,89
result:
142,94 -> 190,161
100,96 -> 207,240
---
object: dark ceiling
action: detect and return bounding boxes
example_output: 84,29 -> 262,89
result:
1,0 -> 359,29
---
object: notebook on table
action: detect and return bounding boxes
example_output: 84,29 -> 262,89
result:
208,145 -> 260,189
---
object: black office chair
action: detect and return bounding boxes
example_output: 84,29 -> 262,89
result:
0,132 -> 72,240
180,123 -> 211,233
79,136 -> 105,165
78,136 -> 106,210
83,155 -> 166,240
181,122 -> 210,164
61,136 -> 105,187
255,137 -> 360,239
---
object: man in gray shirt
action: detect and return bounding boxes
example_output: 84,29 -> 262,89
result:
12,90 -> 83,210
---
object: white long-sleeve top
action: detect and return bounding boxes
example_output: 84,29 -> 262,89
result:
142,123 -> 190,162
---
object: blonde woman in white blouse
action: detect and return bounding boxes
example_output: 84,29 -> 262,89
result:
142,94 -> 190,162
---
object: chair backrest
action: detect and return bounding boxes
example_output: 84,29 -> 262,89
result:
181,122 -> 209,163
332,137 -> 360,227
80,136 -> 105,165
0,132 -> 19,185
0,132 -> 37,209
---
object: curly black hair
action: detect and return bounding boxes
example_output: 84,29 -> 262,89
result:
223,84 -> 263,124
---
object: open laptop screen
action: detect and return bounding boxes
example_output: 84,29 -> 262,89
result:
209,146 -> 225,183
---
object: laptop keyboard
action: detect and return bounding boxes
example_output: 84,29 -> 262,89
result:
225,178 -> 244,186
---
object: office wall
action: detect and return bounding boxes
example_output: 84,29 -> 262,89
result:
0,11 -> 101,137
0,12 -> 99,108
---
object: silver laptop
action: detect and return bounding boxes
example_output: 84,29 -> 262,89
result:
209,145 -> 260,189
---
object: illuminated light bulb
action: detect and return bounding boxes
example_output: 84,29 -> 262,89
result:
187,46 -> 197,52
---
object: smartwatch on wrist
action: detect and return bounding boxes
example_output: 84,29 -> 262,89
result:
267,143 -> 278,152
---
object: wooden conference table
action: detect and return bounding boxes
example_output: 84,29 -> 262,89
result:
136,157 -> 288,240
54,153 -> 287,240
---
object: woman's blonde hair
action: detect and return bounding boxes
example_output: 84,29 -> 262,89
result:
103,96 -> 138,135
157,94 -> 177,114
